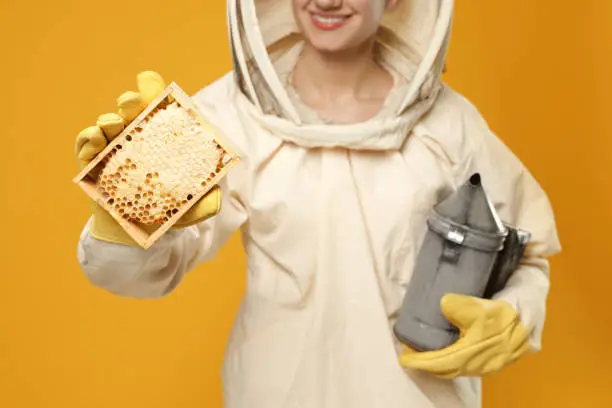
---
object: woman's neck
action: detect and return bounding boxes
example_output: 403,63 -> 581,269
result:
292,39 -> 392,103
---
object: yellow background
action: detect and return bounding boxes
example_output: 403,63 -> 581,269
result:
0,0 -> 609,407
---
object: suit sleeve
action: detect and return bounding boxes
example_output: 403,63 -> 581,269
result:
454,100 -> 562,351
76,81 -> 249,299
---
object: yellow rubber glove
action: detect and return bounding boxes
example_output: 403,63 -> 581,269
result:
398,294 -> 531,379
75,71 -> 222,246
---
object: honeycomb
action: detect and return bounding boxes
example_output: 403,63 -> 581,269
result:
96,100 -> 232,225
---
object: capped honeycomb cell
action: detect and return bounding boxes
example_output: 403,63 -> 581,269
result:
94,102 -> 226,225
73,82 -> 240,249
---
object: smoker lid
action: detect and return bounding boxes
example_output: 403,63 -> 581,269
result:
428,173 -> 507,252
434,173 -> 506,233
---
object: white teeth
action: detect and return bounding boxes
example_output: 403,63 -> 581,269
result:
313,15 -> 347,24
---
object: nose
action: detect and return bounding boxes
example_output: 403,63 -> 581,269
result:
312,0 -> 342,10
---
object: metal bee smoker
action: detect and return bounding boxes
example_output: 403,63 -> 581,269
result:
393,173 -> 531,351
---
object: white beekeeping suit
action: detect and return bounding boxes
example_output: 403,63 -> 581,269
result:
78,0 -> 561,407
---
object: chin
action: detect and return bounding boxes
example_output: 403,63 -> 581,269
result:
307,36 -> 352,53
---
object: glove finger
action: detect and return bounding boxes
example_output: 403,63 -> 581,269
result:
399,329 -> 504,374
458,323 -> 527,376
97,113 -> 125,140
172,186 -> 222,228
117,91 -> 145,122
399,351 -> 462,378
441,294 -> 483,331
76,125 -> 107,161
510,337 -> 531,364
398,342 -> 462,370
398,330 -> 474,367
405,340 -> 502,378
400,344 -> 420,355
508,322 -> 532,358
461,339 -> 507,376
137,71 -> 166,104
473,355 -> 506,377
401,357 -> 462,379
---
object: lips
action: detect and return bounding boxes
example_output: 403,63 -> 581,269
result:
310,13 -> 352,31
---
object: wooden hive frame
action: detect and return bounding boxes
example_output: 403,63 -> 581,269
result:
73,82 -> 240,249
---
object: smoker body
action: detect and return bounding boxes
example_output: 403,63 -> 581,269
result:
394,173 -> 529,351
483,227 -> 531,299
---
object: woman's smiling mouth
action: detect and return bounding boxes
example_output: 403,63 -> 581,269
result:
310,13 -> 352,30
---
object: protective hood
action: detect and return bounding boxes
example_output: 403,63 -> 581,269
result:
227,0 -> 454,150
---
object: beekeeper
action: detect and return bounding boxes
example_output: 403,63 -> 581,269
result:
75,0 -> 562,407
